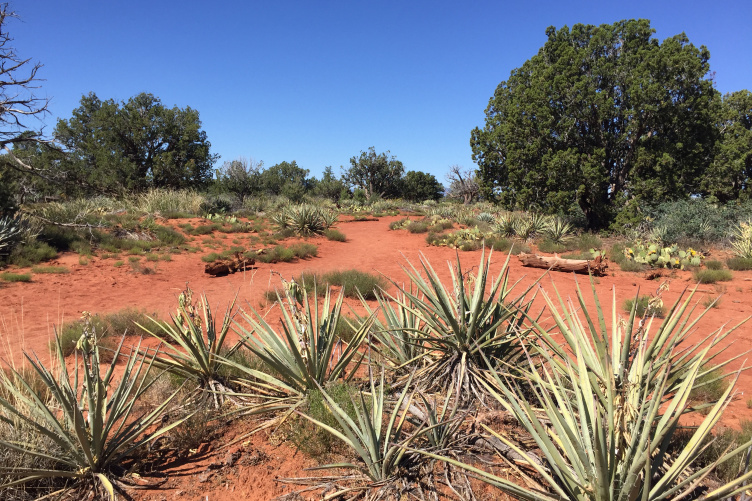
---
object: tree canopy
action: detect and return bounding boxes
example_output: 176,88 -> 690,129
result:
471,19 -> 718,229
55,92 -> 218,194
343,147 -> 405,200
400,170 -> 444,202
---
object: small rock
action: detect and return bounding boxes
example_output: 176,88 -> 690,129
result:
198,471 -> 213,483
225,450 -> 241,467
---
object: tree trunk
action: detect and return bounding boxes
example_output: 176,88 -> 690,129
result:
517,253 -> 607,276
204,252 -> 255,277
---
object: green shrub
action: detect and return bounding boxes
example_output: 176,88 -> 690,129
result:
406,221 -> 429,234
622,296 -> 666,318
690,366 -> 730,407
619,260 -> 646,272
726,257 -> 752,271
647,199 -> 752,245
508,241 -> 531,255
145,253 -> 159,262
57,308 -> 158,357
187,223 -> 220,235
389,218 -> 410,230
704,260 -> 724,270
30,265 -> 69,274
201,252 -> 221,263
256,245 -> 296,263
113,260 -> 124,267
573,233 -> 602,251
153,225 -> 186,245
322,269 -> 388,300
324,229 -> 346,242
7,241 -> 58,267
287,382 -> 361,459
693,269 -> 733,284
485,236 -> 512,253
290,242 -> 318,259
537,239 -> 568,254
0,272 -> 32,282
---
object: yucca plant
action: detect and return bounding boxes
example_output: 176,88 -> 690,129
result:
138,287 -> 240,408
294,370 -> 426,498
420,281 -> 752,501
387,249 -> 537,400
732,219 -> 752,259
272,204 -> 337,236
476,212 -> 495,223
0,215 -> 23,255
514,212 -> 549,240
226,279 -> 374,421
542,216 -> 573,245
494,213 -> 517,237
0,320 -> 184,500
353,288 -> 426,372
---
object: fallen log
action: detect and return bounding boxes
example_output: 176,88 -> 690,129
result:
517,253 -> 607,276
204,252 -> 255,277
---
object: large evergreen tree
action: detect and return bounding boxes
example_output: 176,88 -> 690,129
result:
471,20 -> 717,229
55,92 -> 218,194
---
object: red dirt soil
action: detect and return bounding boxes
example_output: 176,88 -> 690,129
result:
1,215 -> 751,500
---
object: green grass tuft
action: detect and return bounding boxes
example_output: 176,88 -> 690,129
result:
693,269 -> 733,284
30,265 -> 69,274
322,269 -> 388,300
726,257 -> 752,271
324,229 -> 346,242
0,272 -> 32,282
622,296 -> 666,318
704,260 -> 723,270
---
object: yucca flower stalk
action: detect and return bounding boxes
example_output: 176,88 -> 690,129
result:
418,281 -> 752,501
138,287 -> 240,408
0,321 -> 185,500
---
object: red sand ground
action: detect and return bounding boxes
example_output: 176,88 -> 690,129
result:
1,215 -> 751,500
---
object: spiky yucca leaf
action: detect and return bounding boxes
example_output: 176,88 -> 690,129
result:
138,287 -> 240,406
298,370 -> 417,483
0,331 -> 184,500
418,282 -> 752,501
388,249 -> 537,399
354,287 -> 426,371
542,216 -> 573,244
226,281 -> 374,419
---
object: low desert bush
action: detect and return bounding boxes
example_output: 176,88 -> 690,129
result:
705,260 -> 724,270
255,243 -> 318,263
690,366 -> 730,409
286,382 -> 361,460
622,295 -> 666,318
0,272 -> 31,282
30,265 -> 69,274
726,257 -> 752,271
406,221 -> 429,233
537,239 -> 568,254
324,228 -> 346,241
7,240 -> 57,267
57,308 -> 157,357
694,269 -> 733,284
322,269 -> 388,300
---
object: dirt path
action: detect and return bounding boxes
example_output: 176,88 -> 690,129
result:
2,215 -> 752,429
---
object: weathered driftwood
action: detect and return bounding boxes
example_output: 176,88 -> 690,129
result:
517,253 -> 607,276
204,252 -> 254,277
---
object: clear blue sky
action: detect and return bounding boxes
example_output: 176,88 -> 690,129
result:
11,0 -> 752,181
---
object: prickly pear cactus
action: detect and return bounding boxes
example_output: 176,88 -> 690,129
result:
625,243 -> 703,269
